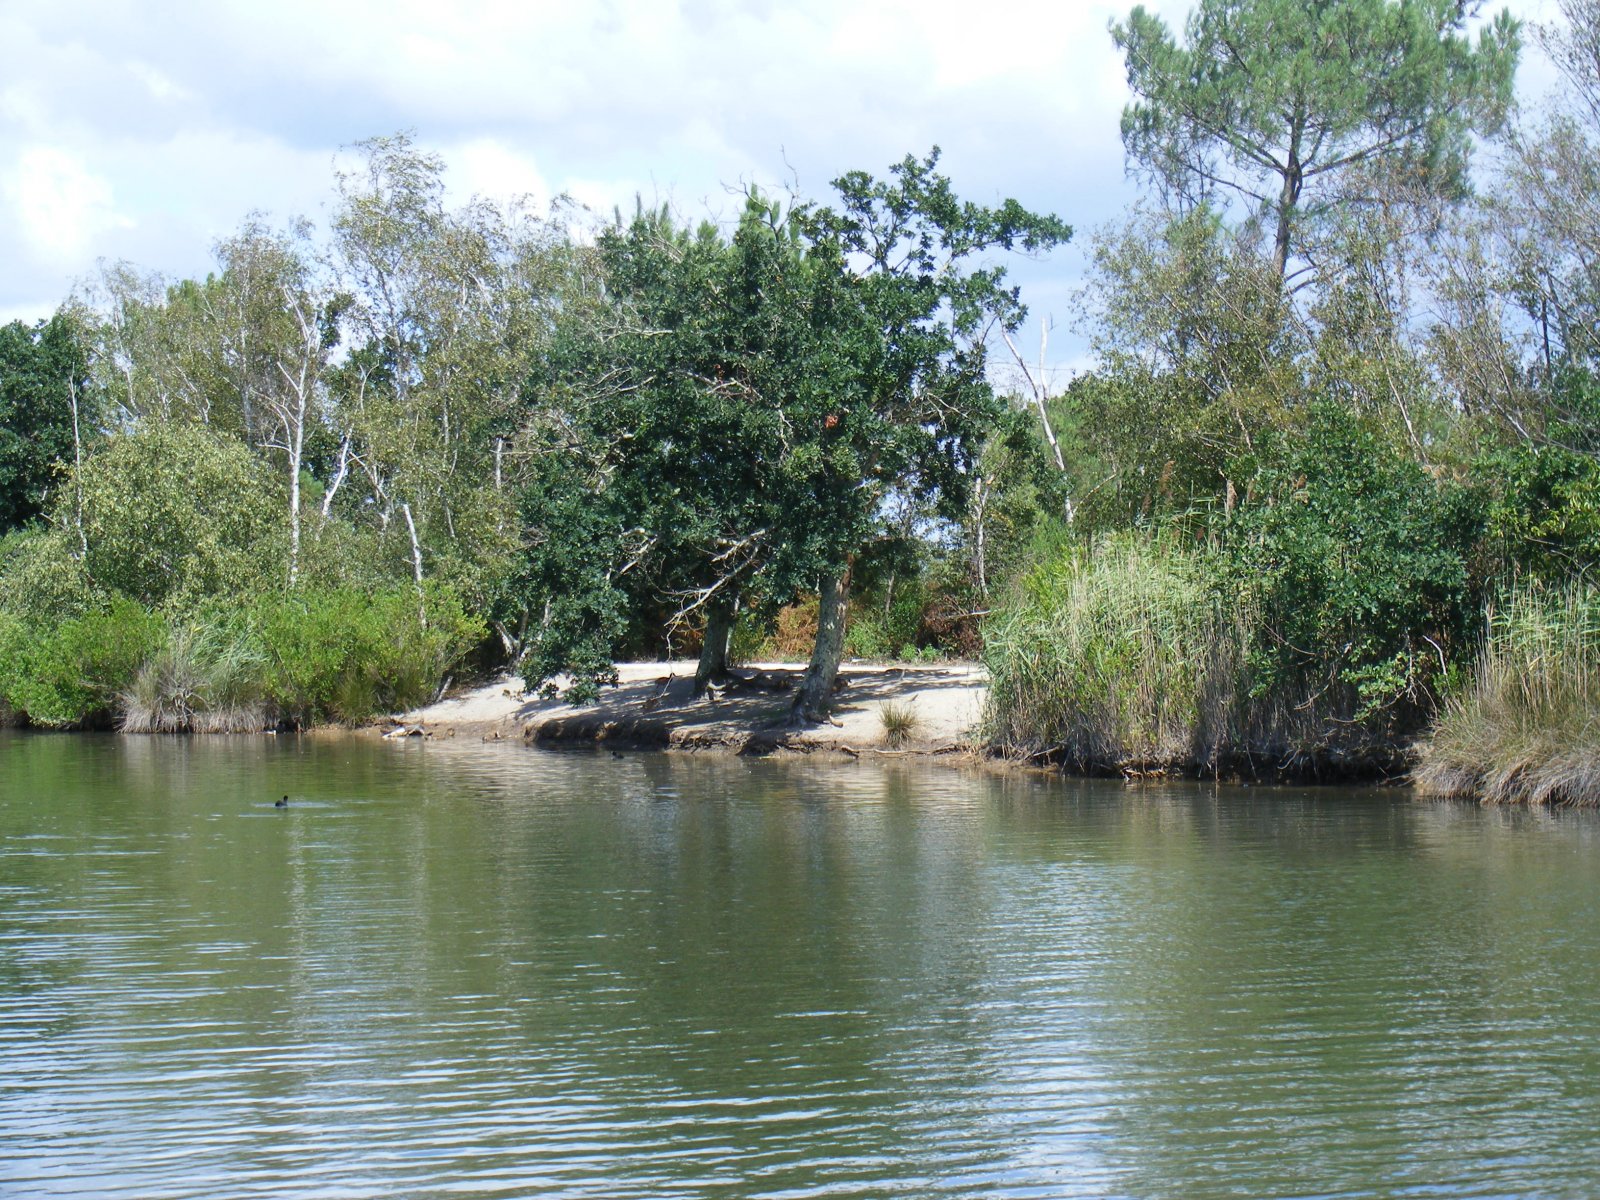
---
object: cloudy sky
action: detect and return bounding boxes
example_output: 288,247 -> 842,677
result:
0,0 -> 1565,377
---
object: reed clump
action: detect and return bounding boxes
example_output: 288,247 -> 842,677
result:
1415,584 -> 1600,805
984,535 -> 1244,772
119,623 -> 269,734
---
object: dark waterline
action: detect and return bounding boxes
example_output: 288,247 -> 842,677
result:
3,732 -> 1600,1198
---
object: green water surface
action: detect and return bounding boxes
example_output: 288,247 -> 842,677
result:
2,732 -> 1599,1198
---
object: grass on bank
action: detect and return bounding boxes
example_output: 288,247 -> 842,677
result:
983,535 -> 1249,772
981,532 -> 1419,777
1416,584 -> 1600,805
879,699 -> 922,746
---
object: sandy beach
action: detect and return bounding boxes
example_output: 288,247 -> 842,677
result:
389,661 -> 989,757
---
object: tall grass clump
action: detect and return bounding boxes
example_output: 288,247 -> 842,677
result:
1416,585 -> 1600,805
118,620 -> 268,733
984,534 -> 1251,773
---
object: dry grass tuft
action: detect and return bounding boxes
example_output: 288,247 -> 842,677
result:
879,700 -> 922,746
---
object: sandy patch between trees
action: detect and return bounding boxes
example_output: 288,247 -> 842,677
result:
388,661 -> 989,757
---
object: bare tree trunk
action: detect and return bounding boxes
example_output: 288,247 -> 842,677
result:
68,376 -> 87,558
400,501 -> 428,629
1002,322 -> 1068,475
791,566 -> 850,724
695,599 -> 737,695
972,474 -> 990,598
287,426 -> 302,588
322,435 -> 352,518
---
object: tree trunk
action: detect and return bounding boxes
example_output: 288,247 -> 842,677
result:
68,376 -> 87,557
695,600 -> 736,695
287,436 -> 302,588
400,501 -> 428,629
791,567 -> 850,724
1272,184 -> 1296,280
1272,111 -> 1305,281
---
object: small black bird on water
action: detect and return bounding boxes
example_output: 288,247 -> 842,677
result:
275,795 -> 289,808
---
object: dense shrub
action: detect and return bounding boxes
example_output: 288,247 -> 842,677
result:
0,600 -> 167,728
1218,406 -> 1483,733
0,583 -> 481,732
252,584 -> 484,726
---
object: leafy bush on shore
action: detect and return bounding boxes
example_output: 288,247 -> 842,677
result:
0,585 -> 482,732
0,601 -> 167,728
253,585 -> 484,726
1220,407 -> 1483,747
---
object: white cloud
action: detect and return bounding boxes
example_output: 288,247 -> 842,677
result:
5,145 -> 133,265
0,0 -> 1562,372
126,60 -> 192,104
445,138 -> 553,209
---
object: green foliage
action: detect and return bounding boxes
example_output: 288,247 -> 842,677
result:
844,583 -> 932,661
517,158 -> 1068,703
73,422 -> 284,608
1220,406 -> 1484,723
328,133 -> 576,628
1478,438 -> 1600,578
0,313 -> 93,533
0,600 -> 167,728
509,455 -> 632,700
1069,209 -> 1304,524
987,410 -> 1487,772
251,584 -> 483,726
0,526 -> 98,623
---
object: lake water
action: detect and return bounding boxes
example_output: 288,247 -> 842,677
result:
3,732 -> 1600,1198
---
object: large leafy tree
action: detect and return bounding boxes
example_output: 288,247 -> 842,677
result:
516,152 -> 1068,719
516,194 -> 839,698
0,314 -> 93,533
513,201 -> 772,696
780,152 -> 1070,718
1113,0 -> 1519,280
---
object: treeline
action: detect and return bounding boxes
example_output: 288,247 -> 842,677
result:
3,0 -> 1599,805
0,135 -> 1065,732
989,0 -> 1600,802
